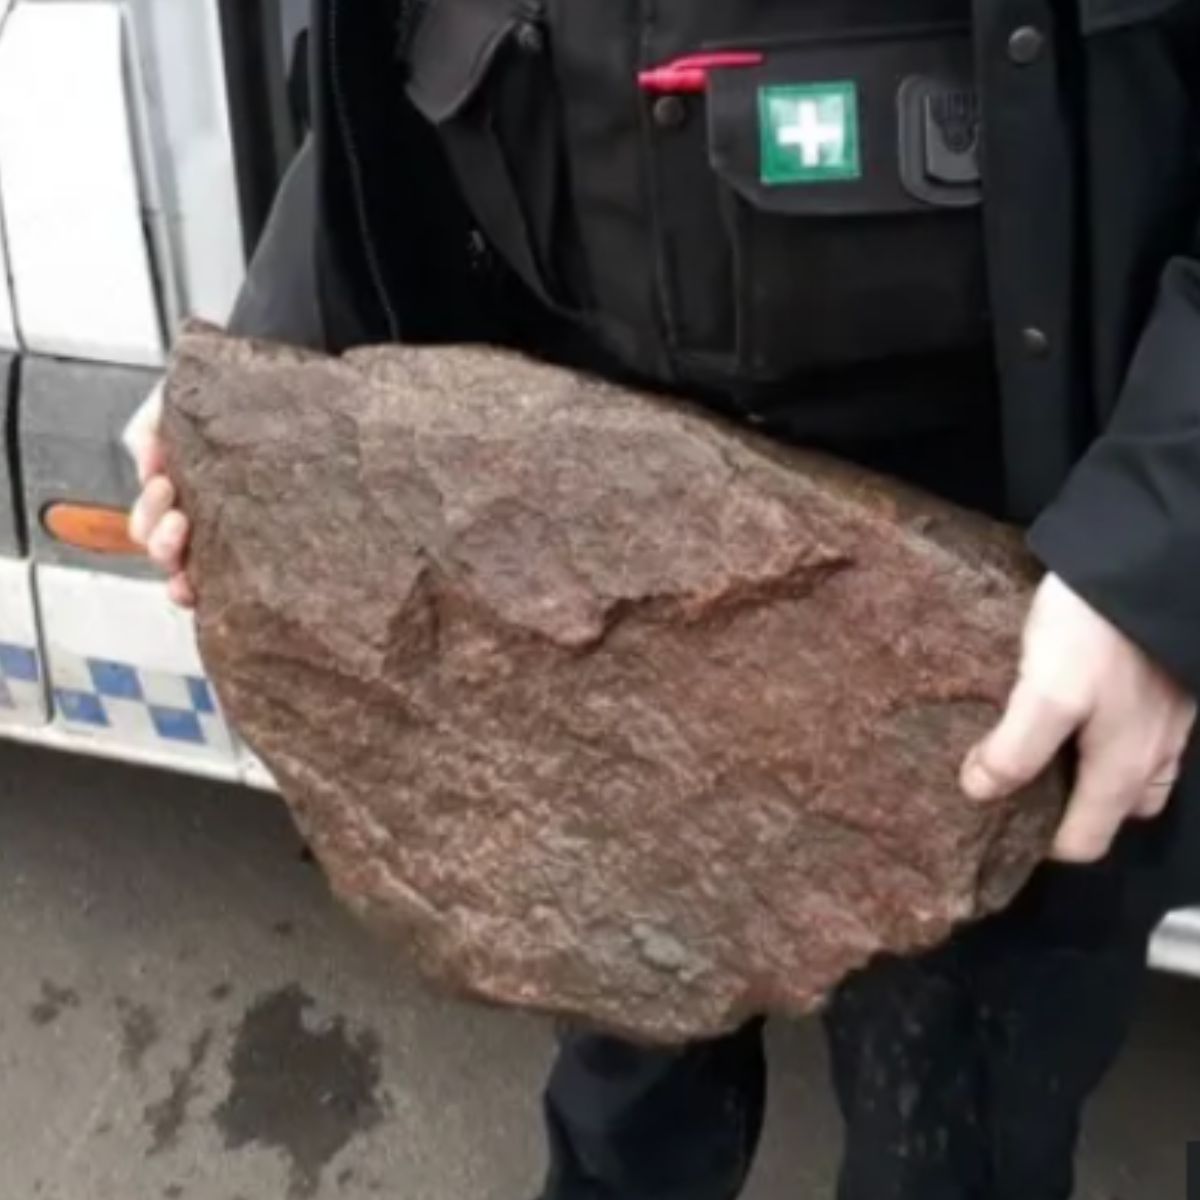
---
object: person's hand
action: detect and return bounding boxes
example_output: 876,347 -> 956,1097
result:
124,384 -> 196,608
960,573 -> 1196,862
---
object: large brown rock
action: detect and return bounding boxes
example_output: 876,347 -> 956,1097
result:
163,325 -> 1062,1044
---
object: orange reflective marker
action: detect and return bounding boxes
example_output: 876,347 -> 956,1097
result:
43,502 -> 144,557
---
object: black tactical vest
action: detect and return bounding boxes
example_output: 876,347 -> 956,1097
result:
399,0 -> 990,414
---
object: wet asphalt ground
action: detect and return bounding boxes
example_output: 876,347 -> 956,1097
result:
1,740 -> 1197,1200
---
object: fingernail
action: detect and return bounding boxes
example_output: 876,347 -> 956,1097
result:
1051,838 -> 1102,866
128,505 -> 146,546
169,576 -> 196,609
961,753 -> 997,802
148,530 -> 177,566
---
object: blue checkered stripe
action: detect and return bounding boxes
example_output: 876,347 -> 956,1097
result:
0,641 -> 47,721
50,652 -> 233,754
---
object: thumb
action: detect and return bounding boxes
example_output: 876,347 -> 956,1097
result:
122,383 -> 165,484
961,676 -> 1082,802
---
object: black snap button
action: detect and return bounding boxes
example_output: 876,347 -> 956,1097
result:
1008,25 -> 1045,65
652,95 -> 688,130
1022,326 -> 1051,356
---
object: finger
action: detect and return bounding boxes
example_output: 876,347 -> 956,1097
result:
167,573 -> 196,610
1133,761 -> 1183,820
1134,787 -> 1173,821
1051,744 -> 1147,863
128,476 -> 177,546
136,436 -> 168,488
147,510 -> 190,574
961,676 -> 1083,802
1130,708 -> 1194,819
122,385 -> 164,482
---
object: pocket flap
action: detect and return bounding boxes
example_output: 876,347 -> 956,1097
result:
405,0 -> 523,122
705,27 -> 978,217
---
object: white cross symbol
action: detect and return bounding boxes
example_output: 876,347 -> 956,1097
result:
778,99 -> 845,167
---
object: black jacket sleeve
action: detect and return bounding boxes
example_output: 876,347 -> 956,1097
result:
225,137 -> 326,350
1028,247 -> 1200,696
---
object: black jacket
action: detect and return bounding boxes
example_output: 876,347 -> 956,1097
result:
283,0 -> 1200,692
233,0 -> 1200,904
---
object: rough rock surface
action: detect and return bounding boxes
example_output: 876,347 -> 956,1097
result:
163,325 -> 1062,1044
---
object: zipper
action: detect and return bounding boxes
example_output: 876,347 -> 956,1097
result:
328,0 -> 400,340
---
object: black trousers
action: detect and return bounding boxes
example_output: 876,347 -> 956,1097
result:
539,850 -> 1174,1200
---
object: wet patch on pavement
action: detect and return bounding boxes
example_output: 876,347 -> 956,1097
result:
214,986 -> 385,1198
29,981 -> 81,1027
144,1030 -> 214,1155
116,998 -> 161,1072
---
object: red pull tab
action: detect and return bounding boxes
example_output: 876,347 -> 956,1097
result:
638,51 -> 765,95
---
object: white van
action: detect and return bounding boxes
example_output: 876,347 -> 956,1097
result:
0,0 -> 305,788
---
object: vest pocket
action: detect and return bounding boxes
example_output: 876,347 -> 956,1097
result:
648,25 -> 991,384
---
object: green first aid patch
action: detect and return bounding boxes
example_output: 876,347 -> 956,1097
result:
759,82 -> 861,186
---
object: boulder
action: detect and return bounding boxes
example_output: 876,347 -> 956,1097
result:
163,325 -> 1062,1044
